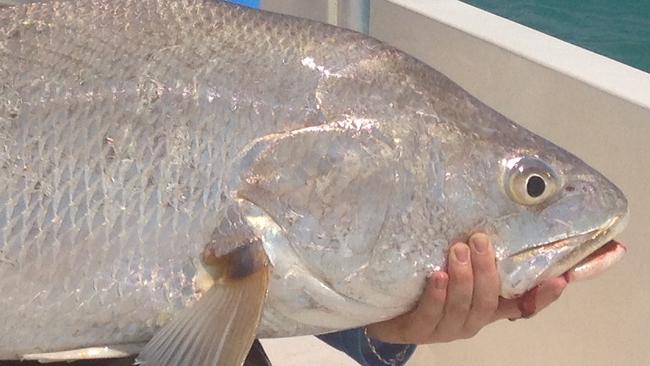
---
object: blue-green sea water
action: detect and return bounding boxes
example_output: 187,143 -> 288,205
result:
463,0 -> 650,73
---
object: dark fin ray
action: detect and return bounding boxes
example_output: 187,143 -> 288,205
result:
244,339 -> 273,366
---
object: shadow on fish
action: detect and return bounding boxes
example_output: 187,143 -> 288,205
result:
0,0 -> 628,365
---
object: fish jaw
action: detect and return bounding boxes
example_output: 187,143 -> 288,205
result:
564,240 -> 626,283
499,211 -> 629,299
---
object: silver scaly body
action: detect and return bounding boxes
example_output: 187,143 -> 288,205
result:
0,0 -> 627,360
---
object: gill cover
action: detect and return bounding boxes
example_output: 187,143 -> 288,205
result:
224,122 -> 418,333
232,122 -> 401,263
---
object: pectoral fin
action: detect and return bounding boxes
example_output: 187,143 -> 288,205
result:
137,244 -> 270,366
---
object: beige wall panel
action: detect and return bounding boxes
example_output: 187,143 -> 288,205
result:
371,1 -> 650,366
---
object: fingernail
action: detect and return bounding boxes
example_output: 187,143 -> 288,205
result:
471,235 -> 488,254
454,245 -> 469,263
434,273 -> 447,290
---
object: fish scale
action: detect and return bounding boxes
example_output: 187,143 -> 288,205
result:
0,0 -> 336,356
0,0 -> 628,363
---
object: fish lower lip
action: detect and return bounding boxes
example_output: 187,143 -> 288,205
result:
563,240 -> 626,282
538,214 -> 627,281
500,213 -> 628,298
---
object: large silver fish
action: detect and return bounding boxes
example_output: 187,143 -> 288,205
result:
0,0 -> 629,365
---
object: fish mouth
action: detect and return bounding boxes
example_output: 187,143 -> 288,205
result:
500,212 -> 629,299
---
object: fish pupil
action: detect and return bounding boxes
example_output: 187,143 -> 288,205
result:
527,175 -> 546,198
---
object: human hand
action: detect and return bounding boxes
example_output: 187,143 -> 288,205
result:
365,233 -> 568,344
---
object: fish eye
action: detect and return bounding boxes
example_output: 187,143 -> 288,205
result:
504,157 -> 560,206
527,175 -> 546,198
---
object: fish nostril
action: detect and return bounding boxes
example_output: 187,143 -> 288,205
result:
565,185 -> 575,192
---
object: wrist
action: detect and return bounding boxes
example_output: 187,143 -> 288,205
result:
362,327 -> 416,366
365,318 -> 410,344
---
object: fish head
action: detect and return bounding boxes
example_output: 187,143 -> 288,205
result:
315,49 -> 629,300
243,49 -> 628,334
397,86 -> 629,300
487,144 -> 629,298
376,59 -> 631,299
